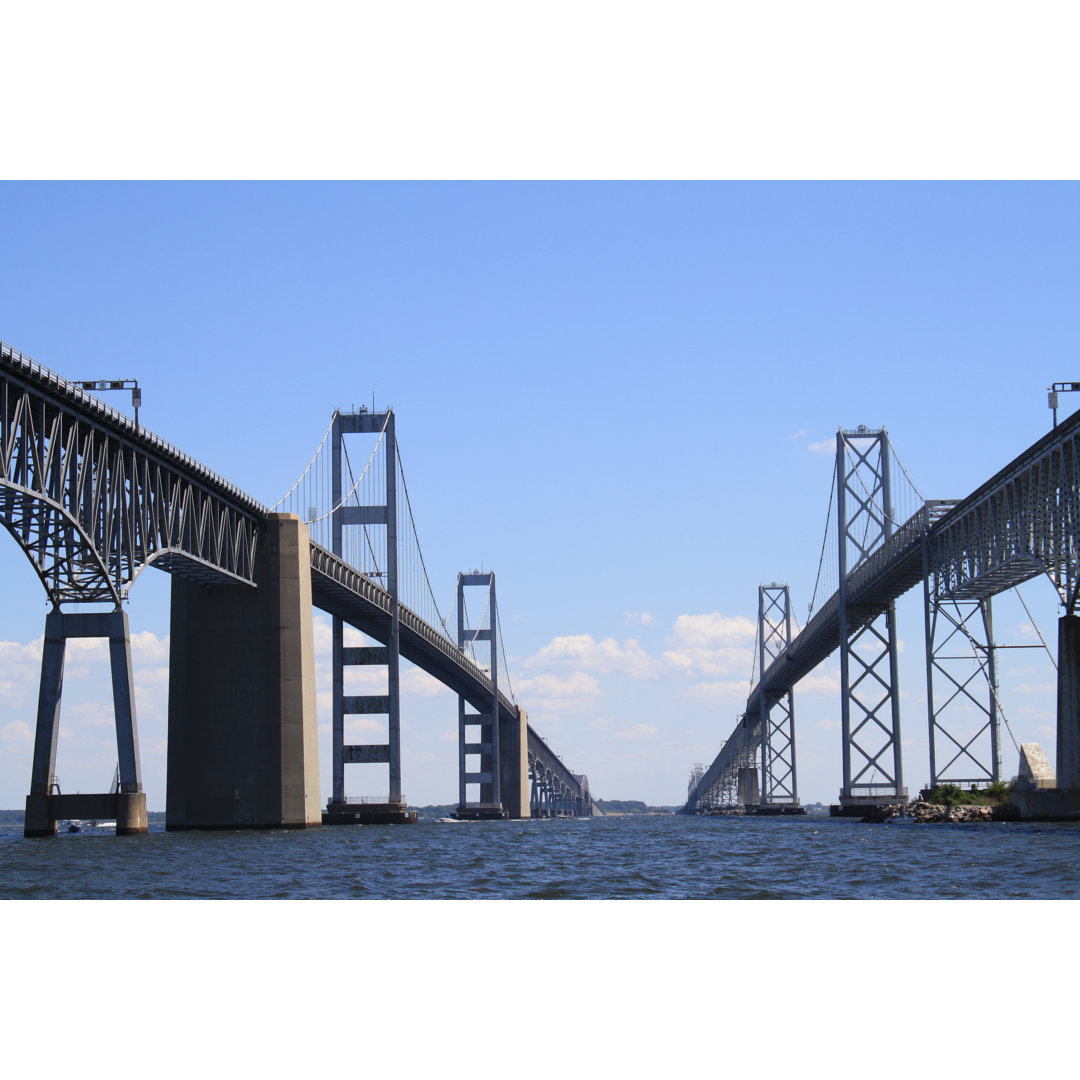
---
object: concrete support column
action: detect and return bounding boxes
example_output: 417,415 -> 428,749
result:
25,608 -> 146,838
167,514 -> 321,830
737,766 -> 759,807
1057,614 -> 1080,790
500,707 -> 531,819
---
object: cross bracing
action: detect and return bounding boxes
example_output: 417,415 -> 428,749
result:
2,340 -> 262,604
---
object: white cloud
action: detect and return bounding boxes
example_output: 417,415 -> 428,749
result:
525,634 -> 663,679
131,630 -> 169,666
0,638 -> 43,707
662,612 -> 756,680
402,667 -> 453,699
682,680 -> 753,704
0,720 -> 33,746
809,439 -> 835,455
514,671 -> 602,706
1013,681 -> 1055,696
797,668 -> 842,696
615,723 -> 658,742
624,611 -> 655,626
345,717 -> 385,739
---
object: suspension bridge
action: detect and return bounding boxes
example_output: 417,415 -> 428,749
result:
684,416 -> 1080,820
1,338 -> 596,836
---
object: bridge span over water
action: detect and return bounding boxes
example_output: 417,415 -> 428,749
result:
686,412 -> 1080,819
1,338 -> 596,835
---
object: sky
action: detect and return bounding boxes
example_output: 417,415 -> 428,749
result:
1,180 -> 1078,811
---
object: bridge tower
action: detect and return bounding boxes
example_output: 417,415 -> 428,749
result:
836,427 -> 907,811
757,583 -> 800,810
324,409 -> 414,825
455,571 -> 507,819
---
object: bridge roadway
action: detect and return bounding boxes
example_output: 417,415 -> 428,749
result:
1,338 -> 591,818
308,542 -> 591,810
686,404 -> 1080,812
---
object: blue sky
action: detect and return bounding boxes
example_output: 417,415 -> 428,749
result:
1,181 -> 1077,809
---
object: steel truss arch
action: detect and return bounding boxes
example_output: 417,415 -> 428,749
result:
2,340 -> 262,605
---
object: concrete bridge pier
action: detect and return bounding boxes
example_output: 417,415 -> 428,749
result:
500,707 -> 530,819
736,765 -> 759,808
166,514 -> 321,830
24,608 -> 147,837
1058,614 -> 1080,790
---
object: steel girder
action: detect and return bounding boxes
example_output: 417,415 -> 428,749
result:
758,584 -> 798,805
930,406 -> 1080,611
1,340 -> 261,605
683,725 -> 752,813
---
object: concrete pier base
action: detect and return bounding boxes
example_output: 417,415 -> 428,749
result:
453,803 -> 509,821
323,801 -> 418,825
24,792 -> 147,836
1010,787 -> 1080,821
167,514 -> 321,830
1009,616 -> 1080,821
832,791 -> 909,817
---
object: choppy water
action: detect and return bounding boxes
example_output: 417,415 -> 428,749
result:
1,811 -> 1077,899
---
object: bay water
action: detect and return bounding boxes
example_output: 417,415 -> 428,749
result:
2,810 -> 1076,899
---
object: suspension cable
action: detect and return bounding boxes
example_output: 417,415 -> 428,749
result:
269,410 -> 338,511
396,444 -> 449,640
307,412 -> 390,526
809,458 -> 838,618
495,597 -> 516,704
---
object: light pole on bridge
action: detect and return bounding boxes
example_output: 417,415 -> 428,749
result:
1048,382 -> 1080,428
76,378 -> 142,430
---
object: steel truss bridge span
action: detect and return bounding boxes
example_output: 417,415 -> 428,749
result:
1,338 -> 594,819
1,340 -> 262,604
685,405 -> 1080,814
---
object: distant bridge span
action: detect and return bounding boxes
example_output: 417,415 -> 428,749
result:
686,407 -> 1080,815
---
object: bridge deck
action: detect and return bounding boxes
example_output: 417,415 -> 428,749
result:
687,407 -> 1080,812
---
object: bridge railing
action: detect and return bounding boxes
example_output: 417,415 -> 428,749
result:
2,339 -> 266,517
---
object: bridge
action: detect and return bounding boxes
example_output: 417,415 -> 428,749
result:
1,337 -> 597,835
685,414 -> 1080,820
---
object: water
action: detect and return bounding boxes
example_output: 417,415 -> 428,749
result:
2,811 -> 1077,899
